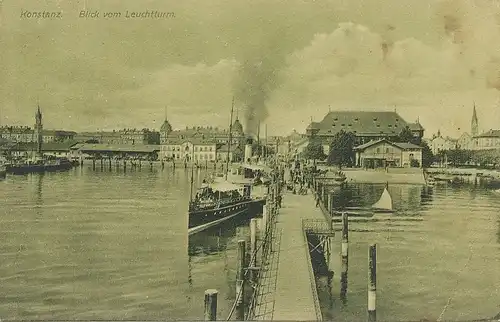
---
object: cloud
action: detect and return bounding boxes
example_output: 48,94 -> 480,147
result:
263,1 -> 500,137
2,0 -> 500,138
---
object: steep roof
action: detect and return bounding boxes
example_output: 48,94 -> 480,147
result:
311,111 -> 411,136
3,140 -> 80,152
164,137 -> 217,145
475,129 -> 500,138
77,144 -> 160,153
408,122 -> 424,131
232,119 -> 244,134
354,138 -> 421,151
160,120 -> 172,133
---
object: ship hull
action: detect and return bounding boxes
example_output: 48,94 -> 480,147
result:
7,162 -> 73,175
189,198 -> 265,229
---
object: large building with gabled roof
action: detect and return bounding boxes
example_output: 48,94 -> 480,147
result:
306,111 -> 424,150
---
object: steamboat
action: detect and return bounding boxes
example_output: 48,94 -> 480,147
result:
187,99 -> 266,229
188,180 -> 265,228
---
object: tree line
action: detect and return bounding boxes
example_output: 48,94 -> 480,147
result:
303,126 -> 434,168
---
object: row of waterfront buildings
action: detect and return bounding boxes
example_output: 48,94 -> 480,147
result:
1,104 -> 499,167
425,105 -> 500,154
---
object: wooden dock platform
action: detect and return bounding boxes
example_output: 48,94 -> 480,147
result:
255,191 -> 324,320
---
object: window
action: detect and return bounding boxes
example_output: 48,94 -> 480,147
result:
341,124 -> 345,126
373,118 -> 378,121
376,148 -> 380,153
386,148 -> 389,153
376,124 -> 380,127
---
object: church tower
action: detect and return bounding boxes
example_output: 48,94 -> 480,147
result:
34,105 -> 43,155
471,103 -> 478,137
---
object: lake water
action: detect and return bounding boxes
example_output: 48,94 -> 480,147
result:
0,166 -> 247,320
319,183 -> 500,321
1,167 -> 499,320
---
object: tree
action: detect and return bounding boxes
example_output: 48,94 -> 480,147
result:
420,141 -> 434,168
396,126 -> 420,145
327,130 -> 356,168
303,139 -> 326,160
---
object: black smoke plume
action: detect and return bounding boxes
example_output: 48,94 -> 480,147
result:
233,35 -> 287,138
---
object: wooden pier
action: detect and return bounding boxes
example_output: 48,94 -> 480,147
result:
253,192 -> 328,320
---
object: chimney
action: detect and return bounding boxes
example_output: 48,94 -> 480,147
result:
244,137 -> 253,163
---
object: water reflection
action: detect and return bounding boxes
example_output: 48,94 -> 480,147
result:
188,216 -> 250,256
317,183 -> 500,321
331,183 -> 425,215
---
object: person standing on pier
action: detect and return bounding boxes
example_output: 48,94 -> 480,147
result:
315,191 -> 320,207
277,193 -> 282,208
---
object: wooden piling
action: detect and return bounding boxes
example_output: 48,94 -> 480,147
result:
368,244 -> 377,322
341,212 -> 349,301
262,206 -> 268,236
92,159 -> 96,170
123,160 -> 127,171
250,218 -> 258,281
108,158 -> 112,170
236,240 -> 246,320
204,289 -> 218,321
100,158 -> 103,169
161,160 -> 165,170
327,193 -> 332,215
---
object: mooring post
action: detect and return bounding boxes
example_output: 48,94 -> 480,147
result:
250,218 -> 258,282
327,193 -> 332,215
204,289 -> 218,321
341,212 -> 349,301
92,159 -> 96,170
236,240 -> 246,320
262,206 -> 268,240
368,243 -> 377,322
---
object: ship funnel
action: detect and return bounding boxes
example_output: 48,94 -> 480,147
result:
245,137 -> 253,163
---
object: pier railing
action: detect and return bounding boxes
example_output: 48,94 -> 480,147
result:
302,219 -> 324,321
221,180 -> 282,321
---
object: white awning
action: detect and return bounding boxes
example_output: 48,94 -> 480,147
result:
210,181 -> 243,192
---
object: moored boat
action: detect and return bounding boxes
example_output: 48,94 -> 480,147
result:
7,158 -> 73,175
188,181 -> 265,229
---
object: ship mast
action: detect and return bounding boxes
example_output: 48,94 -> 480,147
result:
225,97 -> 234,181
189,161 -> 195,202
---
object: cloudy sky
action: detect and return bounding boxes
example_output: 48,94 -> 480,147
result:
2,0 -> 500,137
